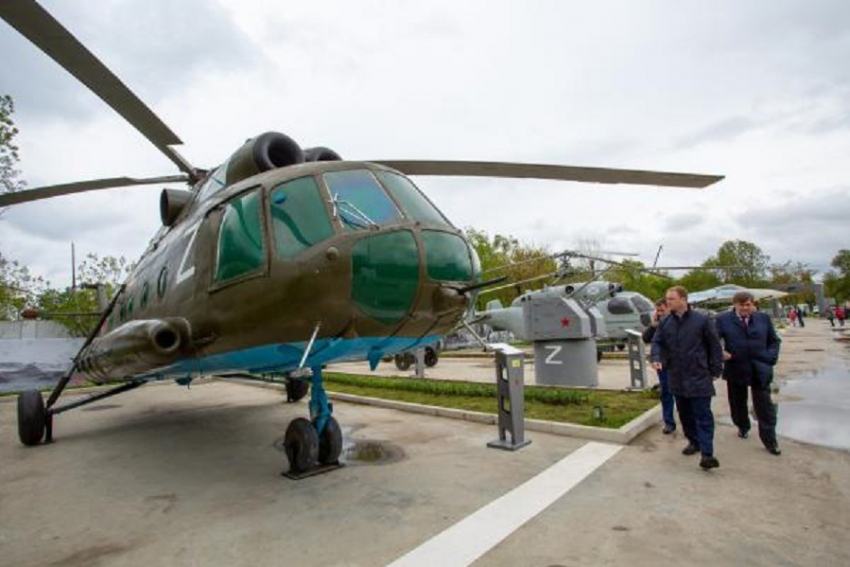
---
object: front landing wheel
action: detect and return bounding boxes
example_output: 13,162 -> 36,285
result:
17,390 -> 46,446
316,416 -> 343,465
284,417 -> 319,473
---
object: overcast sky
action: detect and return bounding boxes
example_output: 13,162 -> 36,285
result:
1,0 -> 849,288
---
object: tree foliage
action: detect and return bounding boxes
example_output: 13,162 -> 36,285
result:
0,252 -> 134,335
464,228 -> 556,310
825,250 -> 850,303
1,94 -> 26,203
710,239 -> 771,286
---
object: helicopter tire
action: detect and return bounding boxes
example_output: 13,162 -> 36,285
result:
616,343 -> 626,351
394,353 -> 413,371
316,416 -> 343,465
17,390 -> 46,446
285,377 -> 310,403
596,350 -> 603,363
284,418 -> 319,473
424,347 -> 439,368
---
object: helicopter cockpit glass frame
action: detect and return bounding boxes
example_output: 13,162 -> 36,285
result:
323,169 -> 402,230
213,186 -> 268,286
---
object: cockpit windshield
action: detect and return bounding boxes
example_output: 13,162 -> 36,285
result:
324,170 -> 401,230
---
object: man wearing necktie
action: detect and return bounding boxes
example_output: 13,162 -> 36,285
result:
716,291 -> 783,455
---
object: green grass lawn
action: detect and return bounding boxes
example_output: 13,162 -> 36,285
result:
324,373 -> 658,428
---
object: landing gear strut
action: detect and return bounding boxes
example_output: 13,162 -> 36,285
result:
282,365 -> 343,478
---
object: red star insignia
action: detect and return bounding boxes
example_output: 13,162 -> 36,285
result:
560,317 -> 570,327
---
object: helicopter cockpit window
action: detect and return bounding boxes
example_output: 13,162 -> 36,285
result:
422,230 -> 474,282
631,296 -> 653,313
215,188 -> 266,283
197,157 -> 231,202
270,176 -> 334,259
376,171 -> 451,226
323,170 -> 401,230
607,297 -> 634,315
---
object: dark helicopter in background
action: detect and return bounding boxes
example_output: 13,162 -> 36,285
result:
0,1 -> 723,474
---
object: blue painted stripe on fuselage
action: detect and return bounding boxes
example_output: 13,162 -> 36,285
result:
145,335 -> 442,380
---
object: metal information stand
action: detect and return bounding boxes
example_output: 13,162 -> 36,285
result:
625,329 -> 647,390
487,343 -> 531,451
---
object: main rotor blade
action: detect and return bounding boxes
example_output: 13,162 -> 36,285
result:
0,175 -> 190,206
0,1 -> 196,178
372,160 -> 723,188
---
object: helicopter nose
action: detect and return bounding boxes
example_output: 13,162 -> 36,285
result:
432,285 -> 470,316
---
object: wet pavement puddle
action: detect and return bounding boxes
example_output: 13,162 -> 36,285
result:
778,362 -> 850,451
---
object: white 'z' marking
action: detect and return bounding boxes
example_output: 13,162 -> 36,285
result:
544,344 -> 563,364
175,222 -> 201,286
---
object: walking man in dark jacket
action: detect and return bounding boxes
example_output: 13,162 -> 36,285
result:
651,286 -> 724,470
715,291 -> 782,455
642,298 -> 676,434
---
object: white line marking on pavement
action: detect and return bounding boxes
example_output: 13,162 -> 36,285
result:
385,441 -> 622,567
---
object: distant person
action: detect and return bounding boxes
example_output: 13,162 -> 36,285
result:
651,286 -> 724,470
836,305 -> 846,327
827,307 -> 836,327
642,298 -> 676,434
716,291 -> 782,456
788,308 -> 797,326
796,306 -> 805,328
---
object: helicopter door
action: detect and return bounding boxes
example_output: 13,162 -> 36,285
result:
209,187 -> 269,289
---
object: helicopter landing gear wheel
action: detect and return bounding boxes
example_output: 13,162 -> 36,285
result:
596,350 -> 603,363
284,417 -> 319,474
424,347 -> 439,368
316,416 -> 343,465
394,353 -> 413,371
285,377 -> 310,403
17,390 -> 46,446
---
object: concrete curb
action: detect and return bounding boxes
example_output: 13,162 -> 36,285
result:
221,378 -> 661,446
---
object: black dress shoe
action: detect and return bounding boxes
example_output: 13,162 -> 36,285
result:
738,429 -> 749,439
700,455 -> 720,470
766,445 -> 782,456
662,424 -> 676,435
682,443 -> 699,456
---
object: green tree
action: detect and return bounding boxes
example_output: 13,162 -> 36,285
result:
607,259 -> 670,302
710,240 -> 770,286
825,250 -> 850,303
768,260 -> 818,307
1,94 -> 26,205
36,253 -> 135,336
464,228 -> 556,310
0,251 -> 47,319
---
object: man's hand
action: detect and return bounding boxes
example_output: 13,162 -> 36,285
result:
723,350 -> 732,361
652,362 -> 663,371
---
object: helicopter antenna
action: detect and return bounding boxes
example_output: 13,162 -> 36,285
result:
653,245 -> 663,269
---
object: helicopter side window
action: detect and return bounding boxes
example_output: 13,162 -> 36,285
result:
270,176 -> 334,259
323,170 -> 401,230
607,297 -> 634,315
631,296 -> 653,313
376,171 -> 451,226
214,188 -> 266,283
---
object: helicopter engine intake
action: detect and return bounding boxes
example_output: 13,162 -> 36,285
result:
225,131 -> 305,186
77,318 -> 191,383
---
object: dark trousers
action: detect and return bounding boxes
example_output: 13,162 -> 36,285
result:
657,369 -> 676,428
727,379 -> 778,448
675,395 -> 714,456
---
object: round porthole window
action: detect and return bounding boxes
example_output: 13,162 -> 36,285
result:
157,267 -> 168,298
140,282 -> 150,308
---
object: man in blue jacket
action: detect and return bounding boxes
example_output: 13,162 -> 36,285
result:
651,286 -> 724,470
715,291 -> 782,455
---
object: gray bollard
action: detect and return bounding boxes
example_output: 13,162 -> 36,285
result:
487,344 -> 531,451
625,329 -> 647,389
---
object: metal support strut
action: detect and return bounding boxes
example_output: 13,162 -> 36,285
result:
43,284 -> 126,442
309,365 -> 332,435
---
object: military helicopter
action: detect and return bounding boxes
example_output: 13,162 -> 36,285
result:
475,280 -> 654,354
0,1 -> 723,475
